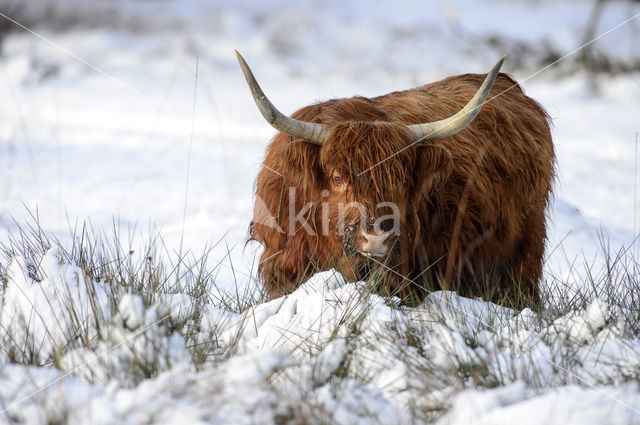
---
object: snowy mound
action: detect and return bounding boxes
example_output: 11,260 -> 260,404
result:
1,250 -> 639,424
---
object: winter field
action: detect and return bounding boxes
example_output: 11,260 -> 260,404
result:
1,0 -> 640,423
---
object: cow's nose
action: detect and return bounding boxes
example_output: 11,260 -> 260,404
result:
359,230 -> 392,258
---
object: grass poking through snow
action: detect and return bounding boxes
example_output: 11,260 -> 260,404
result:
0,218 -> 639,423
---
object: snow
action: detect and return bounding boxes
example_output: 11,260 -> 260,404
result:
118,294 -> 145,330
2,257 -> 640,423
1,249 -> 110,363
1,0 -> 640,423
438,382 -> 640,425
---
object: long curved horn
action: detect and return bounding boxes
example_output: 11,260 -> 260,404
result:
235,50 -> 329,145
407,56 -> 506,142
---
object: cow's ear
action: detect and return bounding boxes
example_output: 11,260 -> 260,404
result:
414,144 -> 454,194
278,134 -> 324,199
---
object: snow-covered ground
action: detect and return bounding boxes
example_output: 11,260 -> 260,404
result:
1,0 -> 640,423
2,253 -> 640,424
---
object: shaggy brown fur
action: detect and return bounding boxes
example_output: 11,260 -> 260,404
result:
249,71 -> 555,309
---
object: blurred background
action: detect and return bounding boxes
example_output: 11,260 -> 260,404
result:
0,0 -> 639,291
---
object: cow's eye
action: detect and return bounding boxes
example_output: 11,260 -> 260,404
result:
333,176 -> 343,186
